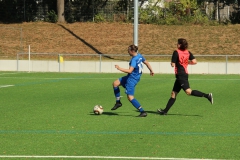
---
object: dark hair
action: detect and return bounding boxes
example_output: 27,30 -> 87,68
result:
178,38 -> 188,50
128,44 -> 138,52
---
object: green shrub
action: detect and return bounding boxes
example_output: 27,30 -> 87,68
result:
138,0 -> 221,26
94,13 -> 106,23
45,10 -> 58,23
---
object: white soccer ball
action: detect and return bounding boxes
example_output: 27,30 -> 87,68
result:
93,105 -> 103,115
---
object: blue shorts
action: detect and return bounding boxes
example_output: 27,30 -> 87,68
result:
119,75 -> 139,96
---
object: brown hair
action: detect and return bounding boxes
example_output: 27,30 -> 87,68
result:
128,44 -> 138,52
178,38 -> 188,50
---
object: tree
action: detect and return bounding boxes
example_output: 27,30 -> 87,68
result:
57,0 -> 65,22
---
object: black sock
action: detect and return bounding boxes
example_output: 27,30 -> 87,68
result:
191,90 -> 208,98
164,98 -> 176,113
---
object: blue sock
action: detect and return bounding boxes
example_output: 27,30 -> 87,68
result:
113,87 -> 120,102
130,99 -> 144,112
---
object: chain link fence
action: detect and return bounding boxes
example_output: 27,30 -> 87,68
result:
0,0 -> 239,23
0,0 -> 134,23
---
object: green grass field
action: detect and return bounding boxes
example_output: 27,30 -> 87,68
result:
0,72 -> 239,160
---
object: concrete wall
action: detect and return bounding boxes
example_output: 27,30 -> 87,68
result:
0,60 -> 240,74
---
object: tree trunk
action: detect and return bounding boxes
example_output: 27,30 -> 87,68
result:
57,0 -> 65,23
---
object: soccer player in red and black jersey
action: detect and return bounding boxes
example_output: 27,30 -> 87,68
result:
157,38 -> 213,115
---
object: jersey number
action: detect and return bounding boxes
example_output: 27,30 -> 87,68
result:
138,62 -> 143,73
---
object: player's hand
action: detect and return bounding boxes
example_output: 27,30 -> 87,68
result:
171,62 -> 175,67
115,65 -> 119,69
150,71 -> 154,76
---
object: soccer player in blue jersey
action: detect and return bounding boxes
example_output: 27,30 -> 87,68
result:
111,44 -> 154,117
157,38 -> 213,115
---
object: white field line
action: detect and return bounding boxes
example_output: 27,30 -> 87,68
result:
0,155 -> 223,160
0,73 -> 18,75
0,85 -> 14,88
0,77 -> 117,80
0,76 -> 239,81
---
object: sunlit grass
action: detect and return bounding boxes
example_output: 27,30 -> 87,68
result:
0,72 -> 239,159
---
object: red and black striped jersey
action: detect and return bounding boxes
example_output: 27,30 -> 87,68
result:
171,49 -> 195,75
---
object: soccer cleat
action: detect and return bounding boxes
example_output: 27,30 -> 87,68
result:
138,111 -> 147,117
157,108 -> 167,115
207,93 -> 213,104
111,101 -> 122,110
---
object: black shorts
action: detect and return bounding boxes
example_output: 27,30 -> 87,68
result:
172,74 -> 190,92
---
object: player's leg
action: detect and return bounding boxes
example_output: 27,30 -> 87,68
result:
127,95 -> 147,117
184,81 -> 213,104
187,89 -> 213,104
126,79 -> 147,117
157,79 -> 180,115
111,77 -> 126,110
113,79 -> 121,101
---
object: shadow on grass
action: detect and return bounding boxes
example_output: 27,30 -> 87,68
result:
89,112 -> 118,116
104,112 -> 135,117
145,110 -> 203,117
58,24 -> 130,62
58,24 -> 103,54
89,112 -> 133,116
102,112 -> 119,115
90,110 -> 202,117
166,113 -> 202,117
58,24 -> 115,60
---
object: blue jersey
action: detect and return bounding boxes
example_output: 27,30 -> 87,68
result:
128,53 -> 145,80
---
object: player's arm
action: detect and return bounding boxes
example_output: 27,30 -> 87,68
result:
188,59 -> 197,65
115,65 -> 134,73
171,51 -> 177,68
188,51 -> 197,65
143,60 -> 154,76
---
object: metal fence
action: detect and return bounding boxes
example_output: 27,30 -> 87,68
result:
0,0 -> 133,23
16,53 -> 240,61
15,53 -> 240,74
0,0 -> 239,23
